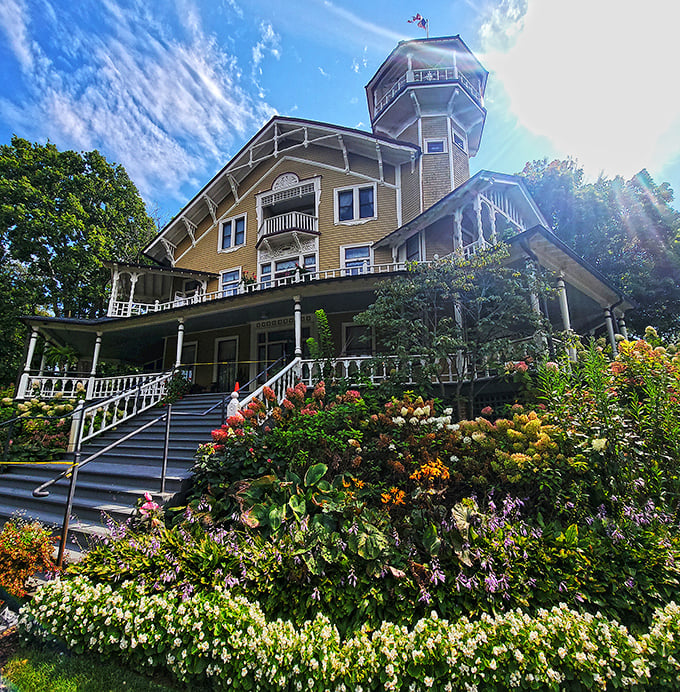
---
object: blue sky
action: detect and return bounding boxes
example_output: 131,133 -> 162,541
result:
1,0 -> 679,223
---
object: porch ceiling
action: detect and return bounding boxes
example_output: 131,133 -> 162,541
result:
23,274 -> 388,364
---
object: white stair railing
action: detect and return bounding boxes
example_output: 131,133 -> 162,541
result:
235,357 -> 302,412
71,370 -> 174,447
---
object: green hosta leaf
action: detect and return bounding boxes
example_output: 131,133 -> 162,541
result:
564,523 -> 578,547
269,505 -> 284,531
289,494 -> 306,517
304,462 -> 327,487
423,523 -> 441,556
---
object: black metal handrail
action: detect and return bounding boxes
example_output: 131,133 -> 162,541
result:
29,357 -> 289,566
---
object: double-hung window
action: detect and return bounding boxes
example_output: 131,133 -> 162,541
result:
342,245 -> 371,275
221,269 -> 241,297
335,184 -> 376,224
220,215 -> 246,251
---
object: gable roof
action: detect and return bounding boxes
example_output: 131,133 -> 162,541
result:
372,170 -> 549,249
144,116 -> 420,262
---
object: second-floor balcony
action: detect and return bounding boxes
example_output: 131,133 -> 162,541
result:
257,211 -> 319,245
374,67 -> 483,117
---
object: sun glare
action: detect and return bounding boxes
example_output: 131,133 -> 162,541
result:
483,0 -> 680,182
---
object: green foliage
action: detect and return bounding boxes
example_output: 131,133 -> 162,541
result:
519,159 -> 680,337
0,136 -> 155,385
354,245 -> 547,414
21,575 -> 680,691
160,371 -> 191,405
0,390 -> 76,464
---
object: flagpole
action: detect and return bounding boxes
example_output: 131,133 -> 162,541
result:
426,19 -> 429,38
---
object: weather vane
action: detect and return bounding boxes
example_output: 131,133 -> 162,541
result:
408,13 -> 430,38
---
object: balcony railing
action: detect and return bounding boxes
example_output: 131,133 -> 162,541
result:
258,211 -> 318,243
107,261 -> 409,318
374,66 -> 483,117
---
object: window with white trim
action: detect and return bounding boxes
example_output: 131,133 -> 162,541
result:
453,132 -> 466,152
220,215 -> 246,251
424,138 -> 447,154
260,262 -> 272,289
335,184 -> 376,224
342,244 -> 372,275
221,268 -> 241,297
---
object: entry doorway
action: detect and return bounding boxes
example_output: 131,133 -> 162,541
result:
214,337 -> 239,392
179,341 -> 197,384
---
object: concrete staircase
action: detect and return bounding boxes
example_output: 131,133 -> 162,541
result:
0,393 -> 226,551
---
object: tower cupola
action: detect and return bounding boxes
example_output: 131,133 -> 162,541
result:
366,36 -> 488,205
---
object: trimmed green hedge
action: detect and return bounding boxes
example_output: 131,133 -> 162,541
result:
20,575 -> 680,690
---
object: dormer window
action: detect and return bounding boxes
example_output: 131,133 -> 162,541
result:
335,183 -> 376,224
220,215 -> 246,252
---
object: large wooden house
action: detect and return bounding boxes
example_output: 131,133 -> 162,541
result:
18,36 -> 631,402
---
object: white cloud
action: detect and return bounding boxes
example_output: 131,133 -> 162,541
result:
252,21 -> 281,73
0,0 -> 277,208
479,0 -> 680,182
0,0 -> 37,71
318,66 -> 329,77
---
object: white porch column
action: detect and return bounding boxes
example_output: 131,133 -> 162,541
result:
108,268 -> 120,316
293,295 -> 302,358
556,278 -> 571,331
618,314 -> 629,340
604,308 -> 618,356
174,318 -> 185,369
557,277 -> 577,361
453,209 -> 463,251
127,272 -> 140,316
488,203 -> 497,244
18,327 -> 40,398
86,331 -> 103,399
474,194 -> 483,244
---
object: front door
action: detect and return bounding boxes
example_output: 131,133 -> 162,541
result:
215,337 -> 238,392
179,342 -> 197,384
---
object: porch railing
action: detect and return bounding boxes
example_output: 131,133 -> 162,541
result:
16,371 -> 165,402
107,261 -> 409,317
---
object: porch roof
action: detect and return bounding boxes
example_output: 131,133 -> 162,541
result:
21,273 -> 396,364
509,225 -> 634,312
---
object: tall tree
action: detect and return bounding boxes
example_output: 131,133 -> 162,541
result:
355,246 -> 545,415
0,136 -> 156,384
0,136 -> 155,319
519,159 -> 680,337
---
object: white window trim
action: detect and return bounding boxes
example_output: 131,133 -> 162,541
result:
334,182 -> 377,226
424,137 -> 448,154
213,335 -> 239,383
220,266 -> 242,297
341,322 -> 375,356
340,243 -> 373,272
218,213 -> 247,254
255,175 -> 321,230
453,131 -> 467,153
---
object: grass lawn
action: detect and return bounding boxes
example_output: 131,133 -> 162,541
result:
1,638 -> 182,692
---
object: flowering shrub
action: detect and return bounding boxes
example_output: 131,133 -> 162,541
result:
0,388 -> 74,463
0,518 -> 58,597
20,575 -> 680,690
